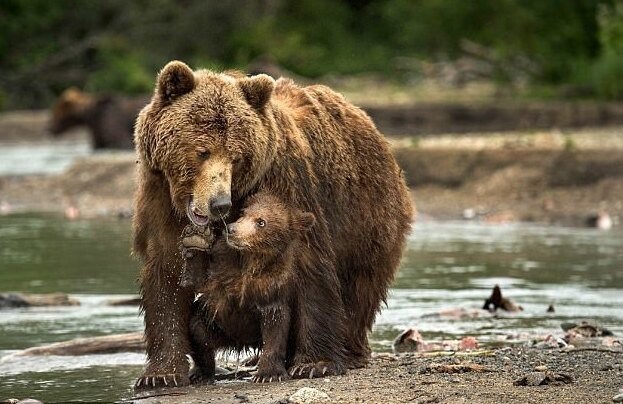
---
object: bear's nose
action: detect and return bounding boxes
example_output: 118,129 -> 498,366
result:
179,271 -> 194,288
209,196 -> 232,217
226,223 -> 236,234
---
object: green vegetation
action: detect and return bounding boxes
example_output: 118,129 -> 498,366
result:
0,0 -> 621,109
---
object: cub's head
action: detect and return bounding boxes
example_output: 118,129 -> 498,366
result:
135,61 -> 279,225
225,193 -> 315,253
48,88 -> 94,135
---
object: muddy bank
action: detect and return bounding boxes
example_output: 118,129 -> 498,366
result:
365,101 -> 623,136
0,153 -> 136,217
4,101 -> 623,144
1,128 -> 622,226
0,129 -> 623,225
130,348 -> 622,404
396,146 -> 623,226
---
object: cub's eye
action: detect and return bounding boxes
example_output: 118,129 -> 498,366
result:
256,219 -> 266,228
197,150 -> 211,160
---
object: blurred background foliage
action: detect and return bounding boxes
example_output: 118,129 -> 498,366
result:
1,0 -> 622,109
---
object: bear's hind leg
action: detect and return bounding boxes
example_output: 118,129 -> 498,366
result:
288,272 -> 348,379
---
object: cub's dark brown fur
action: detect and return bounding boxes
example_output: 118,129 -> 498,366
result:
132,61 -> 413,389
181,193 -> 316,383
49,88 -> 147,149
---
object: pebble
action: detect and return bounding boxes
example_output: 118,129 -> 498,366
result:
515,372 -> 547,386
289,387 -> 330,403
534,365 -> 548,372
613,393 -> 623,403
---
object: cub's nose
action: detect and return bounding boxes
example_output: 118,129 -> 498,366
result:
209,196 -> 231,217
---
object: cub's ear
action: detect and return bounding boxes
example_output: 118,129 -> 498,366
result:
238,74 -> 275,110
293,211 -> 316,232
157,61 -> 195,102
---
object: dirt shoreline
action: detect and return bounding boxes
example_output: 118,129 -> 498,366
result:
130,347 -> 622,404
1,127 -> 622,227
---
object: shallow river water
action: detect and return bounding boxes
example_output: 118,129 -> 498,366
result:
0,215 -> 621,402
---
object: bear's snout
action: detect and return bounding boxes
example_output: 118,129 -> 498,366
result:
209,195 -> 232,217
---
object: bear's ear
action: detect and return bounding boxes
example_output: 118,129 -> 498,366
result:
157,61 -> 195,102
293,211 -> 316,232
238,74 -> 275,110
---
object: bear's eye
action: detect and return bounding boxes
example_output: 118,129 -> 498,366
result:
197,150 -> 211,160
256,219 -> 266,228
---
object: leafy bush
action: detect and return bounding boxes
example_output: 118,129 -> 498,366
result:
1,0 -> 623,108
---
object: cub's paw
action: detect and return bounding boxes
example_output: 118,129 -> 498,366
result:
252,365 -> 290,383
288,361 -> 343,379
180,224 -> 214,253
134,372 -> 190,390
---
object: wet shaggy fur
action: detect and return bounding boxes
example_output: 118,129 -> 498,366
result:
180,192 -> 316,382
132,60 -> 413,388
49,88 -> 148,149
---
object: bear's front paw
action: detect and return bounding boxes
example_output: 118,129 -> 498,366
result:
180,224 -> 214,253
252,364 -> 290,383
288,361 -> 343,379
134,372 -> 190,390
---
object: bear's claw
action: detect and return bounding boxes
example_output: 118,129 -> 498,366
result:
288,361 -> 341,379
251,363 -> 290,383
134,373 -> 190,390
251,373 -> 289,383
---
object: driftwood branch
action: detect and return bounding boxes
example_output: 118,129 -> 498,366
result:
5,332 -> 144,358
0,292 -> 80,308
563,347 -> 622,354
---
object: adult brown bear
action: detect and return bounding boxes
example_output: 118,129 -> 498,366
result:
132,61 -> 413,388
49,88 -> 148,149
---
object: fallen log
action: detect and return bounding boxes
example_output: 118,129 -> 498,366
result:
106,297 -> 142,306
5,332 -> 144,358
0,292 -> 80,309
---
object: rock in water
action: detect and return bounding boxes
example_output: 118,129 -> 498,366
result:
393,328 -> 425,353
561,320 -> 614,337
482,285 -> 523,312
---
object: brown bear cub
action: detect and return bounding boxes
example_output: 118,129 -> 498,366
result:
179,192 -> 316,383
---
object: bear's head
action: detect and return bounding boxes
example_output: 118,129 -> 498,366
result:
135,61 -> 279,225
224,192 -> 315,253
49,88 -> 94,135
